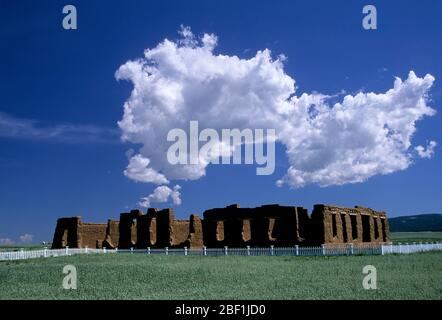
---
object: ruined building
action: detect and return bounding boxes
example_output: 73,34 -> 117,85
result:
52,204 -> 390,249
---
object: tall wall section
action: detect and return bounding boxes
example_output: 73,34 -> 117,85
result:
310,204 -> 390,245
202,204 -> 310,247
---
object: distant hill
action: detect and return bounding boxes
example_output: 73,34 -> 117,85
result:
389,214 -> 442,232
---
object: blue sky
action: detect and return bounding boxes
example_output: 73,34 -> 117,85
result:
1,0 -> 441,244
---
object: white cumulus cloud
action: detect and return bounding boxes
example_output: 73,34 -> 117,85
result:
19,234 -> 33,243
116,26 -> 436,188
138,185 -> 182,208
0,238 -> 14,245
415,141 -> 437,159
124,154 -> 169,184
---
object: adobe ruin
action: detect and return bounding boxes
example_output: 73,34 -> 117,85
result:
52,203 -> 390,249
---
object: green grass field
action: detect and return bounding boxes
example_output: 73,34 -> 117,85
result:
1,251 -> 441,300
0,244 -> 46,252
390,231 -> 442,243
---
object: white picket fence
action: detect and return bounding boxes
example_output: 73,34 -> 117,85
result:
381,242 -> 442,254
1,242 -> 441,261
0,247 -> 113,261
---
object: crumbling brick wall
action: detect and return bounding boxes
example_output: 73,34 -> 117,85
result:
52,217 -> 107,249
172,220 -> 190,247
114,208 -> 203,249
78,223 -> 107,248
310,204 -> 390,245
102,219 -> 120,249
202,204 -> 309,247
151,208 -> 173,248
184,214 -> 204,248
52,217 -> 81,248
52,203 -> 391,249
119,210 -> 142,248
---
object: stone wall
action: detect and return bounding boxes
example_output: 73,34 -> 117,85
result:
52,203 -> 391,249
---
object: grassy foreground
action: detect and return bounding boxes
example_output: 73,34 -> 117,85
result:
1,252 -> 441,300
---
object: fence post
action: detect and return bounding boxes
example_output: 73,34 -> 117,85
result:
103,247 -> 107,253
184,246 -> 188,256
347,243 -> 353,255
381,244 -> 384,256
270,245 -> 274,256
147,247 -> 151,255
130,247 -> 134,254
224,246 -> 228,256
246,245 -> 250,256
295,245 -> 299,256
165,247 -> 169,256
85,246 -> 88,254
399,243 -> 402,254
322,244 -> 326,256
203,246 -> 207,256
65,246 -> 69,256
43,247 -> 47,258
